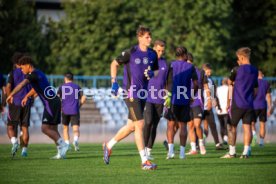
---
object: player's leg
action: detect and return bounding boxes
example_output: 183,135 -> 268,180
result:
146,104 -> 163,159
7,104 -> 20,157
187,120 -> 197,155
143,102 -> 154,155
178,122 -> 188,159
21,126 -> 29,157
241,123 -> 251,158
62,114 -> 70,146
206,110 -> 224,149
194,118 -> 206,154
259,109 -> 267,147
72,125 -> 80,151
166,120 -> 176,159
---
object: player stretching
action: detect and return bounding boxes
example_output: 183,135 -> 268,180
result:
6,56 -> 68,159
103,26 -> 158,170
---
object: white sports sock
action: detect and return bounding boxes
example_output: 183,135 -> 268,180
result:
22,147 -> 28,152
65,140 -> 70,145
139,149 -> 147,163
199,139 -> 204,146
73,135 -> 79,142
216,143 -> 221,147
180,146 -> 185,158
57,138 -> 64,146
168,144 -> 174,155
146,147 -> 152,156
11,137 -> 18,144
243,145 -> 249,155
223,135 -> 228,142
252,130 -> 256,136
259,138 -> 264,145
229,145 -> 236,155
107,138 -> 117,150
191,142 -> 196,151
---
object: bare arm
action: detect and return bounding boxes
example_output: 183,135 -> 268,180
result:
266,92 -> 272,117
6,83 -> 11,96
111,60 -> 119,83
8,79 -> 29,97
227,82 -> 234,111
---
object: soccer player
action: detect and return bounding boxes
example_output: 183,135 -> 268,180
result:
202,63 -> 225,150
6,52 -> 32,157
186,53 -> 210,155
164,47 -> 198,159
58,72 -> 86,151
6,56 -> 68,159
216,77 -> 231,145
103,26 -> 158,170
221,47 -> 258,159
143,39 -> 168,160
251,70 -> 271,147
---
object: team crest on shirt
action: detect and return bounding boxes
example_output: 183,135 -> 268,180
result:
135,58 -> 141,64
122,51 -> 125,56
161,67 -> 165,70
143,57 -> 148,64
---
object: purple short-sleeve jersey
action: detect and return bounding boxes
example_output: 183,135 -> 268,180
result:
58,82 -> 81,115
170,61 -> 197,106
253,79 -> 270,109
116,45 -> 158,99
230,65 -> 258,109
25,69 -> 59,116
8,68 -> 32,106
146,58 -> 168,104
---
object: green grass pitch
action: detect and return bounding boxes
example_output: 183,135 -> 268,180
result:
0,143 -> 276,184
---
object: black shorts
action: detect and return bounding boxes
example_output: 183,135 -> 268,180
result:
164,105 -> 190,123
42,97 -> 61,125
254,108 -> 267,122
62,113 -> 80,126
190,106 -> 203,120
229,100 -> 255,126
7,103 -> 31,127
124,98 -> 146,121
217,114 -> 231,125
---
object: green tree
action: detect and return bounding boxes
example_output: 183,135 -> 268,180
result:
0,0 -> 52,74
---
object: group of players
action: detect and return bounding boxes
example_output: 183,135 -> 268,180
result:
0,25 -> 273,171
0,53 -> 86,159
103,26 -> 273,170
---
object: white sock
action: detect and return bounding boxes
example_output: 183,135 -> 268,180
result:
73,135 -> 79,142
139,149 -> 147,163
243,145 -> 249,155
199,139 -> 204,146
11,137 -> 18,144
223,135 -> 228,142
57,138 -> 64,146
252,130 -> 256,136
65,140 -> 70,145
229,145 -> 236,155
180,146 -> 185,158
216,143 -> 221,147
168,143 -> 174,155
146,147 -> 151,156
191,142 -> 196,151
260,138 -> 264,145
107,138 -> 117,150
22,147 -> 28,152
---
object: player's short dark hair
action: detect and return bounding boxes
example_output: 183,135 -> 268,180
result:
64,72 -> 74,81
12,52 -> 24,65
202,63 -> 212,70
222,77 -> 228,85
187,52 -> 193,62
175,47 -> 188,60
136,25 -> 151,37
236,47 -> 251,58
18,56 -> 34,65
154,39 -> 165,47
